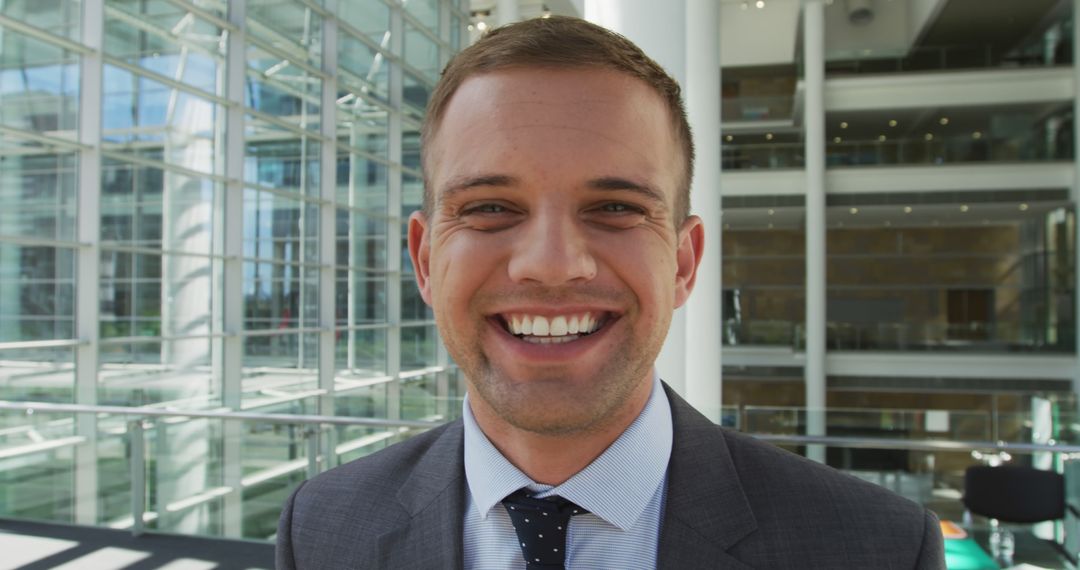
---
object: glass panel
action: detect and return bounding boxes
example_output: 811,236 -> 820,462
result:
403,0 -> 439,32
335,96 -> 389,156
102,65 -> 222,174
0,29 -> 80,139
400,324 -> 437,370
0,346 -> 74,402
104,1 -> 227,96
242,332 -> 319,408
0,153 -> 77,242
0,409 -> 77,522
338,33 -> 390,102
403,70 -> 431,114
336,152 -> 389,211
404,24 -> 439,83
3,0 -> 82,40
244,117 -> 321,196
98,337 -> 218,406
338,0 -> 391,43
401,274 -> 430,321
244,51 -> 322,133
243,188 -> 318,264
99,251 -> 220,340
0,244 -> 75,342
335,269 -> 387,325
335,208 -> 386,270
101,158 -> 223,254
243,261 -> 319,330
401,373 -> 439,420
246,0 -> 323,68
335,326 -> 386,376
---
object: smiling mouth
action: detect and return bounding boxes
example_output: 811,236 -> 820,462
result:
496,312 -> 612,344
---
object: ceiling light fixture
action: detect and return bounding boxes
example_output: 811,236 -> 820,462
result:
765,133 -> 774,140
840,121 -> 848,129
960,204 -> 969,212
878,135 -> 886,142
972,131 -> 983,140
1019,203 -> 1029,211
939,117 -> 949,125
756,0 -> 765,8
903,206 -> 912,214
476,21 -> 488,31
768,209 -> 775,215
888,119 -> 897,127
725,135 -> 734,142
924,133 -> 934,141
850,207 -> 859,215
833,137 -> 842,143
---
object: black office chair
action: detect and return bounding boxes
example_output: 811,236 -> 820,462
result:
963,464 -> 1065,565
963,465 -> 1065,523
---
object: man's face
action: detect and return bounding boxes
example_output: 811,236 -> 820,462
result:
409,67 -> 703,436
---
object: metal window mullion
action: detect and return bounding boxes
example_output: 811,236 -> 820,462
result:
0,13 -> 94,54
385,5 -> 405,422
74,0 -> 104,526
221,0 -> 247,537
317,15 -> 339,468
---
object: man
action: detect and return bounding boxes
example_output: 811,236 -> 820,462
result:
277,16 -> 945,569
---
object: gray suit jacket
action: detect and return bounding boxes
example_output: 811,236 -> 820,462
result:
277,385 -> 946,569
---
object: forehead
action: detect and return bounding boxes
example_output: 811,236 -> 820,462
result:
426,67 -> 680,199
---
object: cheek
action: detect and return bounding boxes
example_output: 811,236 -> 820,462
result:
429,234 -> 508,306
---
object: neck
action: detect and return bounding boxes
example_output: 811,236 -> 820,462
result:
469,380 -> 653,486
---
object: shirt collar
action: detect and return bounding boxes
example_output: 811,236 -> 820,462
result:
463,374 -> 672,531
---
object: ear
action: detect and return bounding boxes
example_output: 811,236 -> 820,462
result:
673,215 -> 705,309
407,211 -> 433,305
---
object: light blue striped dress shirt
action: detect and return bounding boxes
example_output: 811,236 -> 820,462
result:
462,376 -> 673,569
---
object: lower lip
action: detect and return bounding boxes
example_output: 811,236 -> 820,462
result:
486,316 -> 616,361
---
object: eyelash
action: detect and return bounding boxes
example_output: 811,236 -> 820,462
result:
599,202 -> 645,214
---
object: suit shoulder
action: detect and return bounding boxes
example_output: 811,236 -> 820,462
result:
719,426 -> 925,517
714,428 -> 940,567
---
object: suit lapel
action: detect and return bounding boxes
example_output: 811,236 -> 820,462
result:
658,385 -> 757,570
375,421 -> 467,570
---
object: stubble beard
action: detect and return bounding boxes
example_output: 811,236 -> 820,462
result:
447,316 -> 666,438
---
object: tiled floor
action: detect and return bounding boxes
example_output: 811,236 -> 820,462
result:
0,519 -> 273,570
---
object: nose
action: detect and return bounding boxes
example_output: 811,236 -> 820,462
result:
506,208 -> 598,285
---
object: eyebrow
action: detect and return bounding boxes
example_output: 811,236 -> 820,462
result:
438,174 -> 519,205
436,173 -> 668,209
586,176 -> 668,209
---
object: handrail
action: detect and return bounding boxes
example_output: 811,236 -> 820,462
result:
5,400 -> 1080,455
0,401 -> 441,429
753,433 -> 1080,455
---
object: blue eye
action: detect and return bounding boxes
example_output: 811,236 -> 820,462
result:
468,203 -> 507,214
601,203 -> 642,214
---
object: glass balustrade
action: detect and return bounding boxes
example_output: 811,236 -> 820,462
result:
1,401 -> 1076,569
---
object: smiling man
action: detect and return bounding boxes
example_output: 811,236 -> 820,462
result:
277,16 -> 945,570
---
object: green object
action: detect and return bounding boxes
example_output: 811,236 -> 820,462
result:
945,536 -> 1000,570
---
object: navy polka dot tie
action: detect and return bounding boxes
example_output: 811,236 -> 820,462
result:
502,489 -> 588,569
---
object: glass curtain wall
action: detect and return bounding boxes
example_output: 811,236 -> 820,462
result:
0,0 -> 467,539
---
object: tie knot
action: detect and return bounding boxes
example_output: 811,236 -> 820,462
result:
502,489 -> 588,569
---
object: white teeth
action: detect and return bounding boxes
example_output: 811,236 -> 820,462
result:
550,316 -> 568,336
532,316 -> 550,336
506,312 -> 603,337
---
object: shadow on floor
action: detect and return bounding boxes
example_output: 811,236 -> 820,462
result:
0,518 -> 274,570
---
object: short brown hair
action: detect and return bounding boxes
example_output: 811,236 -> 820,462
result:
420,16 -> 694,223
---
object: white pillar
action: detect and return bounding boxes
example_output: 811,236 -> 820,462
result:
586,0 -> 723,419
1072,0 -> 1080,405
74,0 -> 104,525
496,0 -> 520,25
804,0 -> 827,462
